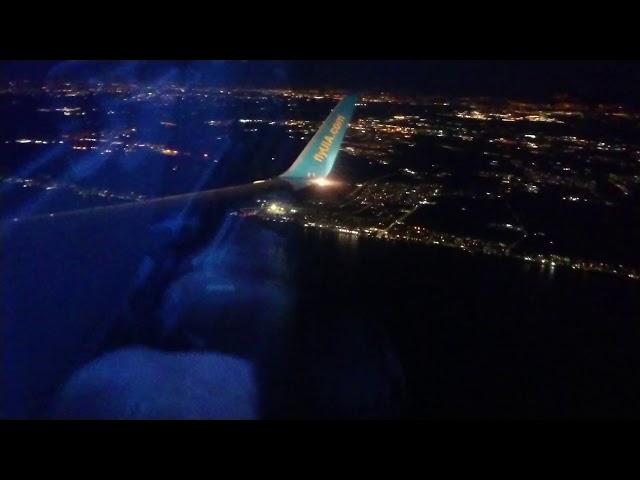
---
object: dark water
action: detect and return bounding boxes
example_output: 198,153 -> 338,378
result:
293,227 -> 640,418
3,198 -> 639,418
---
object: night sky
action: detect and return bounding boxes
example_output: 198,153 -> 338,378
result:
2,60 -> 640,105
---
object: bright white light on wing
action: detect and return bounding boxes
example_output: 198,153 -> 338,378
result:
310,177 -> 335,187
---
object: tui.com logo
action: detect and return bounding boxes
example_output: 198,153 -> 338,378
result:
313,114 -> 346,162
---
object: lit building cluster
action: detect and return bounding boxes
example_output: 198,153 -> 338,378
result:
8,127 -> 194,163
0,175 -> 146,204
254,178 -> 640,282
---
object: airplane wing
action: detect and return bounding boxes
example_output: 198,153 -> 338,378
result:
8,94 -> 359,225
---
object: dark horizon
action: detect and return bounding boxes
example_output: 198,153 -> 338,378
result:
2,60 -> 640,106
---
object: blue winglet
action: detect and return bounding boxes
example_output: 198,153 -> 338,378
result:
279,94 -> 358,182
